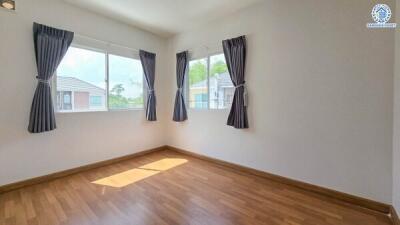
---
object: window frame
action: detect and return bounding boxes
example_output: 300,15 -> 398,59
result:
186,51 -> 232,110
53,42 -> 146,114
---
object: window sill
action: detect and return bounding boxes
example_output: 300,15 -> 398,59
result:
56,108 -> 144,114
188,108 -> 231,111
108,108 -> 145,112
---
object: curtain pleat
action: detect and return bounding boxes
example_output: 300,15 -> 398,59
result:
139,50 -> 157,121
28,23 -> 74,133
223,36 -> 249,129
173,51 -> 188,122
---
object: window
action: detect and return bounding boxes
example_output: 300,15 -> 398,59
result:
63,94 -> 71,104
195,94 -> 208,108
56,47 -> 107,112
109,54 -> 144,110
55,44 -> 144,112
188,53 -> 233,109
57,91 -> 72,111
89,96 -> 103,107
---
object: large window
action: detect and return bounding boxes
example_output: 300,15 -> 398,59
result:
55,45 -> 144,112
188,53 -> 233,109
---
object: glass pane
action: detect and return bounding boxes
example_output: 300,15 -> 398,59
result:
90,96 -> 102,106
108,54 -> 144,110
57,47 -> 107,112
189,58 -> 208,109
209,54 -> 234,109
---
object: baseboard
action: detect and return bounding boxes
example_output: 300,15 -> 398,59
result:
166,145 -> 391,215
391,206 -> 400,225
0,145 -> 167,194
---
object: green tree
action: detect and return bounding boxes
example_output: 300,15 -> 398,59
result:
109,94 -> 128,109
210,60 -> 228,77
111,84 -> 125,96
109,84 -> 144,109
131,96 -> 144,105
189,61 -> 207,85
110,84 -> 127,109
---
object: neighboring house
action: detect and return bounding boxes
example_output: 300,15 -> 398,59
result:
56,76 -> 106,112
190,72 -> 234,109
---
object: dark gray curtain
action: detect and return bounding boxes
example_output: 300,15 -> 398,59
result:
28,23 -> 74,133
223,36 -> 248,129
173,51 -> 188,122
139,50 -> 157,121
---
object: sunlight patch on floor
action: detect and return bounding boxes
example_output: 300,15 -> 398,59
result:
92,158 -> 188,188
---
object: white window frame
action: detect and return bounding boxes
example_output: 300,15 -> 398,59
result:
187,51 -> 231,110
53,41 -> 146,113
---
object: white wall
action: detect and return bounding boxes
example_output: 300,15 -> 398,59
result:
0,0 -> 168,185
166,0 -> 394,203
393,0 -> 400,212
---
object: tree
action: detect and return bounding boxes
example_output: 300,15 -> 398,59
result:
131,96 -> 144,105
109,84 -> 126,109
210,60 -> 228,77
188,61 -> 207,85
111,84 -> 124,96
188,60 -> 228,86
109,84 -> 144,109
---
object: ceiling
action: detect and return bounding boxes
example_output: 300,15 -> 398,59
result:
63,0 -> 264,38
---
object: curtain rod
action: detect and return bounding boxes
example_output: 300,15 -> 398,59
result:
74,33 -> 142,52
177,34 -> 249,54
178,42 -> 220,54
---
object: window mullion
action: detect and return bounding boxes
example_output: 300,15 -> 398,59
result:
143,72 -> 147,109
207,55 -> 210,109
106,52 -> 110,111
185,64 -> 189,107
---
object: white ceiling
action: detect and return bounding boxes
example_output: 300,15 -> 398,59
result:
63,0 -> 264,38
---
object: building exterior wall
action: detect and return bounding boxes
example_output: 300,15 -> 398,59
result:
74,92 -> 90,110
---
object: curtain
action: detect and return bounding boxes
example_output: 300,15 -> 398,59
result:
28,23 -> 74,133
173,51 -> 188,122
139,50 -> 157,121
223,36 -> 248,129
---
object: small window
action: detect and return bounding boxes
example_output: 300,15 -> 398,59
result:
188,58 -> 208,109
56,46 -> 107,112
63,93 -> 71,104
108,54 -> 144,110
188,53 -> 233,109
57,91 -> 72,111
89,96 -> 103,107
194,94 -> 208,108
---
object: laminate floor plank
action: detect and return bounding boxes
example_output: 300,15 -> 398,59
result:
0,149 -> 393,225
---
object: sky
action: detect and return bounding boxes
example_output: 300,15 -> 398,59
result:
57,47 -> 143,98
210,53 -> 225,65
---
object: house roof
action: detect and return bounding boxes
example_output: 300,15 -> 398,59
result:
191,72 -> 233,88
57,76 -> 105,95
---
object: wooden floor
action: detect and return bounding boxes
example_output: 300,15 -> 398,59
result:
0,149 -> 392,225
